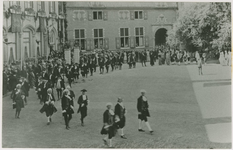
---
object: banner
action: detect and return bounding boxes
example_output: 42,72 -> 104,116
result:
11,13 -> 21,33
38,17 -> 46,32
73,47 -> 80,63
64,49 -> 71,64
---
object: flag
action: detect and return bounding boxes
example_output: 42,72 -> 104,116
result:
10,14 -> 21,33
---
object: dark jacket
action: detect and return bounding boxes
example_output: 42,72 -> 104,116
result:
114,103 -> 126,119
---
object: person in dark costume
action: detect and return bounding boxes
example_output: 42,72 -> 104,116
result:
12,84 -> 25,119
114,97 -> 127,139
36,77 -> 43,103
20,77 -> 30,105
61,89 -> 74,130
150,51 -> 155,66
137,89 -> 153,134
40,88 -> 57,125
77,89 -> 89,126
72,63 -> 80,82
41,79 -> 49,104
105,55 -> 110,73
101,103 -> 117,148
66,67 -> 73,88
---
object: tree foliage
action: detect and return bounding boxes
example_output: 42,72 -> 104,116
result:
167,2 -> 231,52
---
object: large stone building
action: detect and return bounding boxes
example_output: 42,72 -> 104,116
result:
3,1 -> 65,65
66,2 -> 179,52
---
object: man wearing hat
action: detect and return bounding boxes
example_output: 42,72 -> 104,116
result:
137,89 -> 153,134
77,89 -> 89,126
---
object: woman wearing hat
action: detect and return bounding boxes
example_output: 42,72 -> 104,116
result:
114,97 -> 127,139
77,89 -> 88,126
137,89 -> 153,134
40,88 -> 57,125
101,103 -> 117,148
12,84 -> 25,118
61,89 -> 74,129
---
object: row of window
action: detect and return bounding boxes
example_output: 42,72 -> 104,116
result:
92,10 -> 144,20
8,1 -> 56,13
74,27 -> 145,50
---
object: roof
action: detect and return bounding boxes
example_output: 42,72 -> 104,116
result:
66,2 -> 178,9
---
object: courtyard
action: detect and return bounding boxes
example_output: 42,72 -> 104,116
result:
2,63 -> 231,148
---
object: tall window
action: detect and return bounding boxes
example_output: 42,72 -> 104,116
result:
9,1 -> 20,6
49,2 -> 55,13
135,11 -> 143,19
58,2 -> 63,14
120,28 -> 129,48
74,29 -> 86,50
25,1 -> 33,8
93,11 -> 103,20
135,27 -> 144,47
37,1 -> 45,11
94,29 -> 104,49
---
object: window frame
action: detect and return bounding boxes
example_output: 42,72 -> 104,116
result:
37,1 -> 45,11
119,28 -> 130,48
135,27 -> 145,47
25,1 -> 33,9
93,28 -> 104,49
134,10 -> 144,20
74,29 -> 86,50
93,11 -> 103,20
49,1 -> 56,13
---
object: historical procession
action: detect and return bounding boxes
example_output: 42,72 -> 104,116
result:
2,1 -> 231,149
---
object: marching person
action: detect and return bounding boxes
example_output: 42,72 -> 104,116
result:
55,76 -> 65,100
12,84 -> 25,119
77,89 -> 89,126
72,63 -> 80,83
20,77 -> 30,105
101,103 -> 117,148
40,88 -> 57,125
114,97 -> 127,139
61,89 -> 74,130
137,89 -> 153,134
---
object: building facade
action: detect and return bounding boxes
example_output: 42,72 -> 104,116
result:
3,1 -> 65,65
66,2 -> 179,52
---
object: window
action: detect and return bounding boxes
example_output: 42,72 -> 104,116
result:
49,2 -> 56,13
135,11 -> 143,19
93,29 -> 104,49
58,2 -> 63,14
135,27 -> 144,47
120,28 -> 129,48
74,29 -> 86,50
93,11 -> 103,20
37,1 -> 45,11
9,1 -> 20,6
25,1 -> 33,9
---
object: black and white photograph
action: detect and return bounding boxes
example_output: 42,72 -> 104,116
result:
1,1 -> 231,148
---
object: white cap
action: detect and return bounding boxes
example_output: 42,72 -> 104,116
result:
140,89 -> 146,93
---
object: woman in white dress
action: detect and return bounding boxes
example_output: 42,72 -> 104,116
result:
219,51 -> 224,65
227,50 -> 231,66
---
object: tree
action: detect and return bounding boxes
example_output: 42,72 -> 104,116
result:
167,2 -> 231,53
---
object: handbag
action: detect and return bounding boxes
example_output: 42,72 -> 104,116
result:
100,125 -> 109,135
13,103 -> 16,109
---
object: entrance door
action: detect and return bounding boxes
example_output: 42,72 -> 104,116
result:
155,28 -> 167,46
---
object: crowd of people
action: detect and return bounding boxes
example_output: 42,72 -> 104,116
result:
3,44 -> 232,148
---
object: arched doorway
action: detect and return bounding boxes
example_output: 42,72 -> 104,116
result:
155,28 -> 167,46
